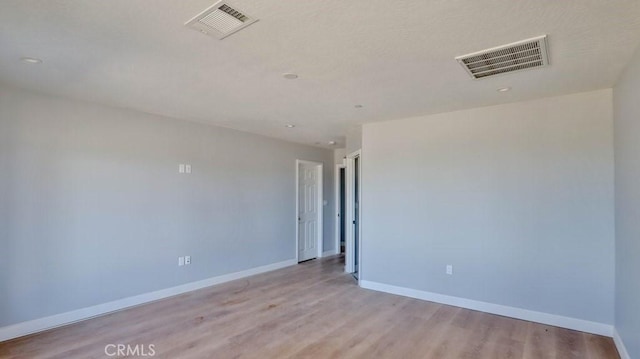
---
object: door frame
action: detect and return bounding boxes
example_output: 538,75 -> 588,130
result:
345,150 -> 361,278
295,160 -> 324,262
334,162 -> 346,257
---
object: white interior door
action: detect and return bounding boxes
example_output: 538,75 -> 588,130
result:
298,162 -> 320,262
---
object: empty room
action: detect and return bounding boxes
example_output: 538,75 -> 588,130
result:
1,1 -> 639,358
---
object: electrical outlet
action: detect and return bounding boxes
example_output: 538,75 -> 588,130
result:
185,256 -> 191,265
446,265 -> 453,275
185,164 -> 191,174
178,256 -> 185,266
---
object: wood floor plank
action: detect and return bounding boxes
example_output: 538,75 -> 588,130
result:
584,333 -> 621,359
0,255 -> 619,359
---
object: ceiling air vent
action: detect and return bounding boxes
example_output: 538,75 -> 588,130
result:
185,1 -> 258,40
455,35 -> 549,80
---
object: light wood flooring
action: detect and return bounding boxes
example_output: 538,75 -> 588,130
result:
0,255 -> 619,358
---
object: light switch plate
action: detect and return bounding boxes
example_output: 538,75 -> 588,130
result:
178,256 -> 185,266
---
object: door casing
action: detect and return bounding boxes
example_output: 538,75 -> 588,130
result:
334,162 -> 346,258
345,150 -> 361,280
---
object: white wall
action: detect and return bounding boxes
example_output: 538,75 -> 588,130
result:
361,90 -> 615,326
613,45 -> 640,358
334,148 -> 346,165
0,85 -> 334,327
346,126 -> 362,154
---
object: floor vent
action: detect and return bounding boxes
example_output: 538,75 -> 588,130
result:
455,35 -> 549,79
185,1 -> 258,40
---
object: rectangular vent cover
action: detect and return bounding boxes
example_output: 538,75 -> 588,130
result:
455,36 -> 549,79
185,1 -> 258,40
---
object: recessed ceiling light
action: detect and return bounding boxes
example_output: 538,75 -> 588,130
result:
355,104 -> 363,108
283,73 -> 298,80
285,124 -> 295,128
328,141 -> 336,145
20,57 -> 42,64
497,87 -> 511,92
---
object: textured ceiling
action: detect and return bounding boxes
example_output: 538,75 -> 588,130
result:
1,0 -> 640,148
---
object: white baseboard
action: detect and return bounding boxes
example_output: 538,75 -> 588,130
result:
360,280 -> 613,337
322,249 -> 339,257
613,328 -> 631,359
0,259 -> 297,342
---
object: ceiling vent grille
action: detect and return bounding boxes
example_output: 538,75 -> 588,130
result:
455,36 -> 549,79
185,1 -> 258,40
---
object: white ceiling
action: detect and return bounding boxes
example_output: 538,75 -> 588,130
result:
1,1 -> 640,149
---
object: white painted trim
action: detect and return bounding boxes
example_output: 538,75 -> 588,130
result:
295,161 -> 300,262
0,259 -> 296,342
295,160 -> 324,262
613,328 -> 631,359
334,163 -> 346,258
345,150 -> 361,279
322,250 -> 339,257
360,280 -> 613,337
